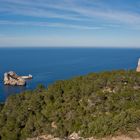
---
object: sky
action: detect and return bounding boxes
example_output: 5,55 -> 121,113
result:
0,0 -> 140,47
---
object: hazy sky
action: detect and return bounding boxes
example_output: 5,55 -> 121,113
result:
0,0 -> 140,47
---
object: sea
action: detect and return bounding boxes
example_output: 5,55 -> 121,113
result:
0,47 -> 140,102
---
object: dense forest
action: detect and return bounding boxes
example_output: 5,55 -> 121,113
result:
1,70 -> 140,140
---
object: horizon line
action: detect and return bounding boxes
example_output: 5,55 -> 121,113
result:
0,46 -> 140,49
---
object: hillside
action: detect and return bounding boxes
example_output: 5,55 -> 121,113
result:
1,70 -> 140,140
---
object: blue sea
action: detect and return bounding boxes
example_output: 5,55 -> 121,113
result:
0,47 -> 140,102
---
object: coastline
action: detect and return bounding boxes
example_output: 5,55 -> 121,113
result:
0,47 -> 140,102
1,70 -> 140,140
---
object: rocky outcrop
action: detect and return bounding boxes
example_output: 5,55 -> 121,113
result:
136,58 -> 140,72
4,71 -> 32,86
27,133 -> 140,140
21,74 -> 33,79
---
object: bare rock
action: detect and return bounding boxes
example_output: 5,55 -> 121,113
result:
136,59 -> 140,72
68,132 -> 82,140
21,74 -> 33,79
3,71 -> 29,86
27,135 -> 63,140
51,122 -> 58,129
27,132 -> 140,140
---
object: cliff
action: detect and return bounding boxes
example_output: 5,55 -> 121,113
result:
136,59 -> 140,72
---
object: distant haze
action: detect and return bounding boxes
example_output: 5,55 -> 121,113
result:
0,0 -> 140,47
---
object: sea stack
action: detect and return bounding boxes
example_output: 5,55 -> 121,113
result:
136,59 -> 140,72
4,71 -> 32,86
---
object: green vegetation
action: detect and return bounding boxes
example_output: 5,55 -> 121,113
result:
1,70 -> 140,140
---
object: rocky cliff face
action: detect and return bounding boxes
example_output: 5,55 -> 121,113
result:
136,59 -> 140,72
136,66 -> 140,72
4,71 -> 26,86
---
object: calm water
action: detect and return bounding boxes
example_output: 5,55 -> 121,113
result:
0,47 -> 139,102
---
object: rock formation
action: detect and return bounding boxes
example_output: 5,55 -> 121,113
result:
4,71 -> 32,86
136,58 -> 140,72
27,133 -> 140,140
21,74 -> 32,79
